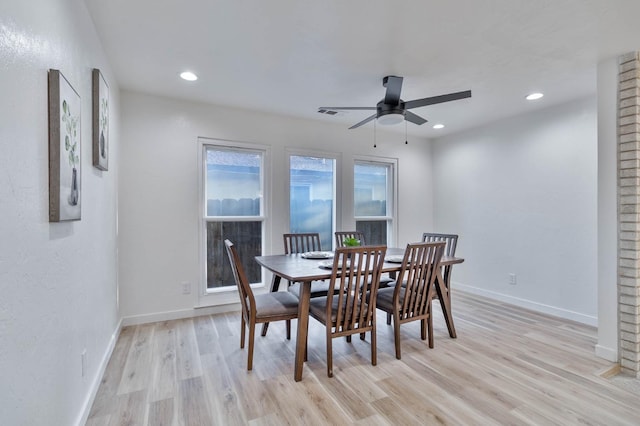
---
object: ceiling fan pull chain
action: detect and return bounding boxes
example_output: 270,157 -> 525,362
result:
405,120 -> 408,145
373,119 -> 377,148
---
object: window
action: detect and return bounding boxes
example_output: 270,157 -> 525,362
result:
202,143 -> 265,292
354,159 -> 396,245
289,154 -> 337,250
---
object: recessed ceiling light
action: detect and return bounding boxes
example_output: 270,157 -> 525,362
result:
433,124 -> 445,129
180,71 -> 198,81
526,92 -> 544,100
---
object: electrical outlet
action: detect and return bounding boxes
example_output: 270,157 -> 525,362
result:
181,281 -> 191,295
509,273 -> 517,285
81,349 -> 87,378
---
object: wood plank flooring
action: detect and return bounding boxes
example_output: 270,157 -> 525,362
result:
87,292 -> 640,425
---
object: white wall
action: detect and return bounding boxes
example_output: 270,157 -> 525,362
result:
118,91 -> 434,320
0,0 -> 120,424
597,57 -> 620,361
432,97 -> 598,324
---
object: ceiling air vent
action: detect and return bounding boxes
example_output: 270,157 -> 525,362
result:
318,109 -> 339,115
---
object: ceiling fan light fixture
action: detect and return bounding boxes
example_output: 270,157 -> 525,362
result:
377,112 -> 404,126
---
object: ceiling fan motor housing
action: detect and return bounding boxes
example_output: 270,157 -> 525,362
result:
377,100 -> 405,115
376,100 -> 406,125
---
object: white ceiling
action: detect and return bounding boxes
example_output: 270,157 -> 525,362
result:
85,0 -> 640,138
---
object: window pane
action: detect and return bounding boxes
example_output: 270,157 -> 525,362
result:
354,163 -> 388,217
290,155 -> 335,250
206,148 -> 261,216
206,221 -> 262,289
356,220 -> 387,245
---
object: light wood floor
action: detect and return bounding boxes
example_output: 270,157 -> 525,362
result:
87,292 -> 640,425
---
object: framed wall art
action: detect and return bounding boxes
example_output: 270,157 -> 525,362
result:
48,69 -> 81,222
92,68 -> 109,171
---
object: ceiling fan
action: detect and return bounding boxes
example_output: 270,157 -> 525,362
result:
319,76 -> 471,129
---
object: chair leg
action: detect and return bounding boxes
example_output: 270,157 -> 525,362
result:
286,319 -> 291,340
428,313 -> 434,348
326,334 -> 333,378
386,312 -> 391,325
421,319 -> 427,340
360,332 -> 366,341
247,322 -> 256,371
346,335 -> 351,343
371,328 -> 377,366
240,316 -> 246,349
261,276 -> 283,337
393,313 -> 402,360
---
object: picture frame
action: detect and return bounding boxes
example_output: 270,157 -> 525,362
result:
92,68 -> 109,171
48,69 -> 81,222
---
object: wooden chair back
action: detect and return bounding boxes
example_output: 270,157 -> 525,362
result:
283,233 -> 322,254
334,231 -> 366,247
225,239 -> 255,321
326,245 -> 386,337
422,232 -> 457,257
394,241 -> 445,323
422,232 -> 458,292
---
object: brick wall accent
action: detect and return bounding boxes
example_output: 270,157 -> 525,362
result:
618,52 -> 640,377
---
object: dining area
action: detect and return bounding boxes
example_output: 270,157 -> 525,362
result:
86,237 -> 640,425
225,231 -> 464,381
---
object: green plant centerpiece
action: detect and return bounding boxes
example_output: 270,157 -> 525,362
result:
342,237 -> 361,247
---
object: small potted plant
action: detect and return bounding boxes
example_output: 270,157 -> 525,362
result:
342,237 -> 360,261
342,237 -> 361,247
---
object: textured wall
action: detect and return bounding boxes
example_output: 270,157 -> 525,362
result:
0,0 -> 120,424
118,91 -> 434,320
432,97 -> 598,324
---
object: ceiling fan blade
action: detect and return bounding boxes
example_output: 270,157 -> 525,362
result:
405,111 -> 427,125
349,113 -> 377,129
404,90 -> 472,110
319,106 -> 376,111
383,76 -> 403,105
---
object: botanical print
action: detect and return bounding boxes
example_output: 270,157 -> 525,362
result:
49,69 -> 81,221
62,98 -> 80,206
93,69 -> 109,170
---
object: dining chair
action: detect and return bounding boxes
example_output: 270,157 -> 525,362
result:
224,239 -> 300,371
334,231 -> 366,247
308,245 -> 387,377
283,233 -> 335,298
283,232 -> 322,254
422,233 -> 458,297
376,241 -> 445,359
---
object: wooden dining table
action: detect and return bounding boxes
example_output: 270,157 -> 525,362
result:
255,247 -> 464,381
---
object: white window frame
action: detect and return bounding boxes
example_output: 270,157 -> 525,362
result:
197,137 -> 271,307
286,148 -> 341,250
353,156 -> 398,248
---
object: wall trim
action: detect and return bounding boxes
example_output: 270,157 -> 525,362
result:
595,344 -> 619,362
122,303 -> 240,326
454,282 -> 598,326
76,318 -> 123,426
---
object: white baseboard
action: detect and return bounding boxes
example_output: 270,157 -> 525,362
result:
454,282 -> 598,326
122,302 -> 240,326
595,344 -> 619,362
76,317 -> 123,426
